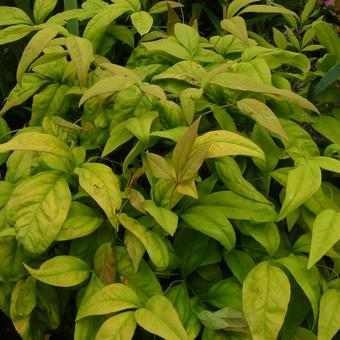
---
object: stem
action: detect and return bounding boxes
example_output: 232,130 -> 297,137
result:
63,0 -> 79,36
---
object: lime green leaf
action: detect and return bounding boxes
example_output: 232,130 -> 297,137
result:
237,98 -> 287,139
126,111 -> 158,144
17,26 -> 65,83
181,206 -> 236,250
313,21 -> 340,62
194,130 -> 265,160
95,311 -> 136,340
102,122 -> 133,157
227,0 -> 261,18
150,127 -> 188,142
0,132 -> 74,161
83,4 -> 129,52
318,289 -> 340,340
239,5 -> 297,17
79,76 -> 135,105
209,73 -> 318,113
119,214 -> 170,270
292,327 -> 316,340
313,156 -> 340,174
301,0 -> 317,25
94,243 -> 117,285
139,83 -> 166,101
311,116 -> 340,144
125,231 -> 145,272
56,202 -> 103,241
308,209 -> 340,268
142,39 -> 191,60
277,255 -> 320,322
221,16 -> 248,43
207,278 -> 243,311
236,221 -> 280,256
113,0 -> 140,11
33,0 -> 58,24
146,152 -> 175,181
223,249 -> 255,283
6,171 -> 71,254
143,200 -> 178,236
0,6 -> 33,25
180,88 -> 203,124
0,74 -> 47,115
243,262 -> 290,340
135,295 -> 188,340
75,163 -> 121,221
66,35 -> 94,87
174,23 -> 200,56
0,181 -> 14,209
77,283 -> 141,320
278,159 -> 321,221
10,277 -> 36,319
0,24 -> 39,45
148,1 -> 184,14
24,255 -> 90,287
131,11 -> 153,36
215,157 -> 269,204
273,28 -> 287,49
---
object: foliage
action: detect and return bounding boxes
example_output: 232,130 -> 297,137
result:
0,0 -> 340,339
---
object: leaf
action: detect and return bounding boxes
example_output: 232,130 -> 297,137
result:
0,132 -> 74,161
313,156 -> 340,174
308,209 -> 340,268
236,221 -> 280,256
146,152 -> 174,180
95,311 -> 136,340
278,159 -> 321,221
223,249 -> 255,283
119,214 -> 169,270
143,200 -> 178,236
102,122 -> 133,157
237,98 -> 287,139
239,5 -> 297,17
124,231 -> 145,272
215,157 -> 269,204
131,11 -> 153,36
77,283 -> 141,320
94,243 -> 117,285
24,256 -> 90,287
6,171 -> 71,254
0,6 -> 33,25
194,130 -> 265,160
0,74 -> 47,115
181,206 -> 236,250
221,16 -> 248,43
135,295 -> 188,340
180,88 -> 203,124
17,26 -> 65,83
301,0 -> 316,25
125,111 -> 158,144
207,278 -> 243,311
313,21 -> 340,62
311,116 -> 340,144
174,23 -> 200,56
75,163 -> 121,222
198,307 -> 247,330
243,262 -> 291,340
209,73 -> 319,113
148,1 -> 184,14
83,4 -> 129,52
33,0 -> 58,24
273,28 -> 287,49
79,76 -> 135,105
277,255 -> 320,322
318,289 -> 340,340
227,0 -> 261,18
0,24 -> 39,45
314,63 -> 340,94
56,202 -> 103,241
66,35 -> 94,87
140,83 -> 166,101
172,118 -> 200,178
0,181 -> 14,209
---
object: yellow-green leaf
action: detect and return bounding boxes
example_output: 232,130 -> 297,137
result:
226,0 -> 261,19
0,6 -> 33,25
243,262 -> 290,340
66,35 -> 94,87
131,11 -> 153,36
239,5 -> 298,17
33,0 -> 58,24
77,283 -> 141,320
24,256 -> 90,287
221,16 -> 248,43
